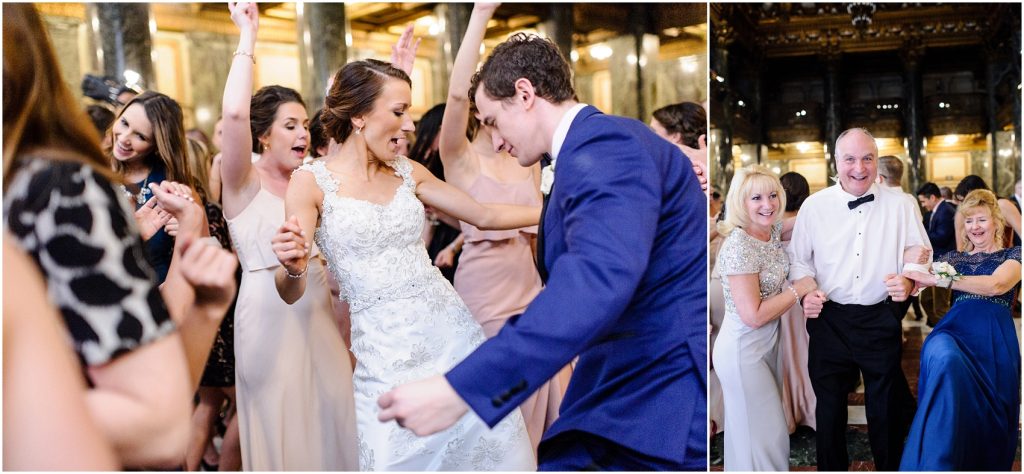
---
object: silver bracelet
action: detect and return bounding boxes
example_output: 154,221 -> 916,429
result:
285,266 -> 307,279
787,284 -> 801,305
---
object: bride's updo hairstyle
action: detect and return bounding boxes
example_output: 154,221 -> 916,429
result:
322,59 -> 411,144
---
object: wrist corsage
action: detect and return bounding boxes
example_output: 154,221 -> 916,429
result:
932,261 -> 962,288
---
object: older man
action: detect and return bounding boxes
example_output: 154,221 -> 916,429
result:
788,128 -> 931,470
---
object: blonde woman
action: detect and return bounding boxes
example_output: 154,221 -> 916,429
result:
712,165 -> 816,471
900,189 -> 1021,470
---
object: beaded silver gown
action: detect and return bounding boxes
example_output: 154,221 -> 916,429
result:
712,221 -> 790,471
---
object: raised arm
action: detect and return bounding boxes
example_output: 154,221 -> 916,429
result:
273,169 -> 323,304
389,23 -> 421,78
220,2 -> 261,210
438,3 -> 498,179
411,159 -> 539,230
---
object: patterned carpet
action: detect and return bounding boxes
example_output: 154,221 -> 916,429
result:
710,307 -> 1023,471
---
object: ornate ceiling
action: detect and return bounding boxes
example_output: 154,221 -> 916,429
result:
712,3 -> 1017,58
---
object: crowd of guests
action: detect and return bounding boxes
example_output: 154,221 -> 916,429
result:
709,127 -> 1022,471
3,2 -> 706,470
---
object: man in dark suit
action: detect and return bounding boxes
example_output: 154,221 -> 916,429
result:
377,32 -> 707,470
917,182 -> 956,326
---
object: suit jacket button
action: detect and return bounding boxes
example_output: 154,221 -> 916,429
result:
492,397 -> 503,407
514,380 -> 527,392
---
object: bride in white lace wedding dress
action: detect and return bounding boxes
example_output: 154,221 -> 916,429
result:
272,58 -> 537,471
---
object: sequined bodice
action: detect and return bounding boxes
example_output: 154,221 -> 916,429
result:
940,246 -> 1021,308
300,158 -> 439,313
718,222 -> 790,320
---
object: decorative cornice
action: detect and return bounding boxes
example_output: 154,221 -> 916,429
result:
724,4 -> 1005,58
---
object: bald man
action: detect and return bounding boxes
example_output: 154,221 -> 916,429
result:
787,128 -> 931,470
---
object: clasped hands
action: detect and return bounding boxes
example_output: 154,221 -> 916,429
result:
134,181 -> 199,240
272,215 -> 311,276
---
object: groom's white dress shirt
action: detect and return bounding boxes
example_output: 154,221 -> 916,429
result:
787,183 -> 931,305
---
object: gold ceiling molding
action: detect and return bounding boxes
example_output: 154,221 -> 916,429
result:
151,4 -> 297,43
34,3 -> 85,20
715,4 -> 1007,58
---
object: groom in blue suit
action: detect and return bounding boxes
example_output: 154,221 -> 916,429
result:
378,32 -> 707,470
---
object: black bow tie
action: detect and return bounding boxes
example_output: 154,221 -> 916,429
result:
848,194 -> 875,210
540,153 -> 553,169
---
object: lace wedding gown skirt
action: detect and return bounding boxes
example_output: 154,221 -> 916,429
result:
299,158 -> 535,471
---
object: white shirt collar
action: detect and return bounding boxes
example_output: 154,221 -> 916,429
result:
550,103 -> 588,161
835,182 -> 879,201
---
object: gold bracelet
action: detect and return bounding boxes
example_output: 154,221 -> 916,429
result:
233,50 -> 255,64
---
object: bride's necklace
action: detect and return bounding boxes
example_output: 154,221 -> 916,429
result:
120,175 -> 151,205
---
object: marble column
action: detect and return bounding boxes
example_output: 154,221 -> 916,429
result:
984,43 -> 1003,192
712,21 -> 734,191
630,4 -> 653,120
543,4 -> 574,71
901,42 -> 925,193
88,3 -> 154,89
821,50 -> 842,176
297,2 -> 348,112
434,3 -> 472,105
753,54 -> 766,164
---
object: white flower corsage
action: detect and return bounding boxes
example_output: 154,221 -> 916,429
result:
932,261 -> 962,288
540,159 -> 556,195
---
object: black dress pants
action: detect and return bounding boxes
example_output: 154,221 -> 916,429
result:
806,300 -> 916,471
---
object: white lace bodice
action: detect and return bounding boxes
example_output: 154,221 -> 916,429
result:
299,157 -> 439,313
297,157 -> 535,471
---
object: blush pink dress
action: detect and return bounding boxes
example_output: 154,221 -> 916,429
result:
453,172 -> 572,452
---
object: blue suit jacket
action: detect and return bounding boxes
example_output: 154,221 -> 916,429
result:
446,106 -> 707,468
928,200 -> 956,256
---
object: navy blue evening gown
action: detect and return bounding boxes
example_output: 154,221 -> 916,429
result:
900,246 -> 1021,471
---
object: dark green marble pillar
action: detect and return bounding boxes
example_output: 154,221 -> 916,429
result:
713,22 -> 734,191
297,2 -> 349,112
902,42 -> 925,193
821,50 -> 842,176
543,3 -> 574,70
89,3 -> 154,89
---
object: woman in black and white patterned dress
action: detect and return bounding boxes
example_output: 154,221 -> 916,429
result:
3,4 -> 237,468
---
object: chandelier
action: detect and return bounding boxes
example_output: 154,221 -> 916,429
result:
847,2 -> 876,28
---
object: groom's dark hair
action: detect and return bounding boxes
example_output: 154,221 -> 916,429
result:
469,33 -> 575,106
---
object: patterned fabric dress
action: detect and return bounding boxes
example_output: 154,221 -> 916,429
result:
4,157 -> 175,370
299,157 -> 535,471
900,246 -> 1021,471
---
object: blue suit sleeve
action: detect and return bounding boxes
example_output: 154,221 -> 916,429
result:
445,133 -> 660,427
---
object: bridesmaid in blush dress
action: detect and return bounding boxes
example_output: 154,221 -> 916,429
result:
219,4 -> 357,469
437,2 -> 571,451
